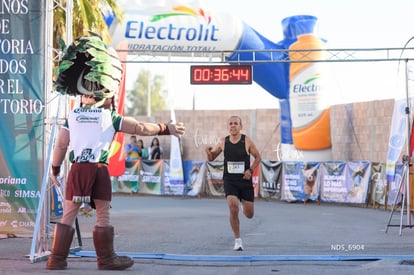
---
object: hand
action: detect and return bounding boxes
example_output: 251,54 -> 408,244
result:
50,173 -> 62,187
167,121 -> 185,138
243,169 -> 252,180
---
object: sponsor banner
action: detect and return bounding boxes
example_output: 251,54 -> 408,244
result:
387,162 -> 404,206
0,1 -> 46,234
111,160 -> 140,193
51,185 -> 64,218
139,160 -> 163,195
205,161 -> 224,197
302,162 -> 320,201
109,0 -> 243,55
281,162 -> 304,201
168,135 -> 184,187
320,161 -> 347,202
345,161 -> 371,204
320,161 -> 371,203
183,160 -> 206,197
259,161 -> 282,200
370,162 -> 387,206
281,161 -> 320,201
163,160 -> 185,195
385,98 -> 412,182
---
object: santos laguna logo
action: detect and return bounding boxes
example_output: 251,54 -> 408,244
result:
110,4 -> 243,53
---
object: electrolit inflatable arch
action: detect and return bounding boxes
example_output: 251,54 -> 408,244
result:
106,1 -> 332,161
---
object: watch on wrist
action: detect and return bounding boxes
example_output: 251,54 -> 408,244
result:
249,168 -> 253,173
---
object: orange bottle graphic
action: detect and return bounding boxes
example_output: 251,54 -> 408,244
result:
289,34 -> 331,150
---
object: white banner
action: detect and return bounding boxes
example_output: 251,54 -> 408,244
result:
108,0 -> 243,55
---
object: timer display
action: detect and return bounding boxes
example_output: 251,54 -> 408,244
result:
190,65 -> 252,85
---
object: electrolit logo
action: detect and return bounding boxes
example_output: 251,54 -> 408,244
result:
125,5 -> 219,42
150,6 -> 211,24
292,74 -> 322,93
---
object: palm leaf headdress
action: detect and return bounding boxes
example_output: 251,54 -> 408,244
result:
55,32 -> 123,107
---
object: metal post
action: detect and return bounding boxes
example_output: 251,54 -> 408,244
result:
404,59 -> 412,226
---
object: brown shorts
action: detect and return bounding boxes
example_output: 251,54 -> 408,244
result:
66,163 -> 112,202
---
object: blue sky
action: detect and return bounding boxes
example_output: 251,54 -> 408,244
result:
124,0 -> 414,110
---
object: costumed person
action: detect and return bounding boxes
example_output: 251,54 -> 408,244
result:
46,33 -> 185,270
205,116 -> 261,251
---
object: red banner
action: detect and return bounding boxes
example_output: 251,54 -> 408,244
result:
108,41 -> 128,176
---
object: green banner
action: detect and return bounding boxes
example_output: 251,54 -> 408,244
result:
0,1 -> 46,234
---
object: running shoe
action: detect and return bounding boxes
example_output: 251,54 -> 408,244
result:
233,238 -> 243,251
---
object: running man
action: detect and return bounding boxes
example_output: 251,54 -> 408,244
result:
205,116 -> 261,251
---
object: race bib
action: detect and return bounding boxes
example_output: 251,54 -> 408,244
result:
227,161 -> 245,174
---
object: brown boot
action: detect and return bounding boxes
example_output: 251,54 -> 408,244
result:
93,226 -> 134,270
46,223 -> 75,270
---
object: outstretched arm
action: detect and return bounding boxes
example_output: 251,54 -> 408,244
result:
121,116 -> 185,138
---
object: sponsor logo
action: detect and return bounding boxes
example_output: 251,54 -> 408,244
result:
151,6 -> 211,24
14,190 -> 41,198
76,115 -> 100,123
10,220 -> 34,228
0,176 -> 27,185
0,189 -> 11,198
0,201 -> 11,213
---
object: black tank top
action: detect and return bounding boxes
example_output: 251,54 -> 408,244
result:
223,134 -> 250,181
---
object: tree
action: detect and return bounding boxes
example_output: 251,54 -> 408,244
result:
53,0 -> 123,67
126,70 -> 168,116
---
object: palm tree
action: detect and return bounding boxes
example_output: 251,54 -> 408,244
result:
53,0 -> 123,55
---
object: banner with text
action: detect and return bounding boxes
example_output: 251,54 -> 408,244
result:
281,162 -> 320,201
163,159 -> 185,195
259,161 -> 282,200
111,161 -> 140,193
0,1 -> 46,234
139,160 -> 163,195
320,161 -> 371,203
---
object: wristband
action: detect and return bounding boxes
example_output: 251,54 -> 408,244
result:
52,165 -> 61,176
249,168 -> 253,173
158,123 -> 170,135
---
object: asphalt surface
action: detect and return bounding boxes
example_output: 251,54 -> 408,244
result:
2,195 -> 414,274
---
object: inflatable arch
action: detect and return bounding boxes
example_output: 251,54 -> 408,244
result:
106,1 -> 333,161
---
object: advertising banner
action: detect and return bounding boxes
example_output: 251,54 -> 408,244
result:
108,0 -> 243,56
387,162 -> 404,206
163,159 -> 185,195
320,161 -> 371,203
112,160 -> 140,193
320,161 -> 347,202
281,161 -> 320,202
0,1 -> 46,234
369,162 -> 387,206
183,160 -> 206,197
281,162 -> 304,201
345,161 -> 371,204
259,161 -> 282,200
205,161 -> 224,197
139,159 -> 163,195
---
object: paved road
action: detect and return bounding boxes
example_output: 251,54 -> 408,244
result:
2,195 -> 414,274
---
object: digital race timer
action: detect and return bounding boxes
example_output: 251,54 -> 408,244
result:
190,65 -> 252,85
